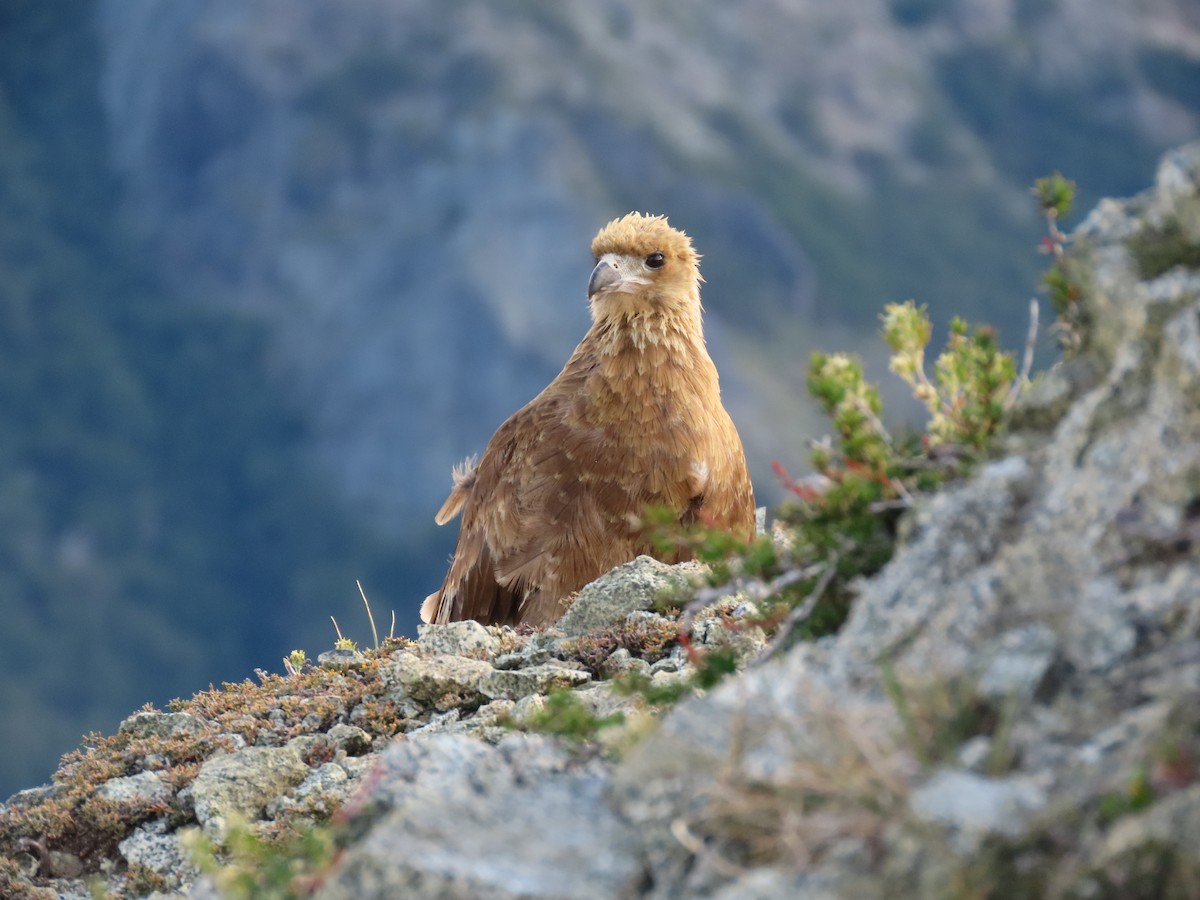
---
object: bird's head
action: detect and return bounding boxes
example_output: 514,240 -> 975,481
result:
587,213 -> 702,324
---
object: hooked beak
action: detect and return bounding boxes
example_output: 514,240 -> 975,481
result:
587,258 -> 623,299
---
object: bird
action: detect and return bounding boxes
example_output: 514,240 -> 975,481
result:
421,212 -> 756,627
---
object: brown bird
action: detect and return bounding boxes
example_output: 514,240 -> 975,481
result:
421,212 -> 755,626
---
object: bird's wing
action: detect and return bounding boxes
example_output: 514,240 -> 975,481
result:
426,373 -> 680,624
424,385 -> 590,625
426,360 -> 756,626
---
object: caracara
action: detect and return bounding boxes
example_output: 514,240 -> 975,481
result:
421,212 -> 755,626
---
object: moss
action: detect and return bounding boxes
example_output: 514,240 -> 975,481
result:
1128,215 -> 1200,280
124,862 -> 174,896
185,815 -> 339,900
0,643 -> 414,883
520,690 -> 626,742
557,616 -> 680,676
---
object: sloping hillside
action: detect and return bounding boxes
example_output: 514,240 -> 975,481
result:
0,0 -> 1197,798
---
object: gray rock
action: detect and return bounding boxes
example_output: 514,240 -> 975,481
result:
96,770 -> 171,807
118,711 -> 208,740
293,762 -> 349,798
327,723 -> 373,755
478,663 -> 592,701
601,647 -> 651,678
266,762 -> 353,820
909,770 -> 1047,852
2,782 -> 60,809
649,655 -> 684,674
1085,784 -> 1200,891
712,868 -> 845,900
190,746 -> 309,836
493,646 -> 551,670
417,621 -> 501,659
312,734 -> 644,899
119,818 -> 199,887
691,616 -> 767,664
976,624 -> 1060,702
382,650 -> 493,705
956,736 -> 995,773
405,708 -> 461,736
556,556 -> 699,637
317,648 -> 367,670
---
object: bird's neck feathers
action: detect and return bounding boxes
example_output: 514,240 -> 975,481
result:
588,286 -> 706,358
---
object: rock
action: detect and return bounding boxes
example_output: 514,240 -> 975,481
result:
118,818 -> 198,888
908,769 -> 1047,853
318,648 -> 367,670
312,734 -> 644,899
266,763 -> 352,820
956,736 -> 994,772
1084,784 -> 1200,894
976,624 -> 1061,702
2,782 -> 60,810
417,621 -> 500,659
493,646 -> 551,670
382,650 -> 492,706
478,663 -> 592,701
95,771 -> 171,807
327,723 -> 373,755
691,615 -> 767,664
189,746 -> 309,836
556,556 -> 699,637
117,711 -> 208,740
601,648 -> 650,678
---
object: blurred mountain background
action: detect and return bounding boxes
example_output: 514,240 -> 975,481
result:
1,0 -> 1197,796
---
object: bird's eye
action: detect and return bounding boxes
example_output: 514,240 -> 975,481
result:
645,252 -> 665,269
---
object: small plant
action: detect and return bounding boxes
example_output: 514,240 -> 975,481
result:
328,617 -> 357,652
634,300 -> 1027,709
283,650 -> 308,676
1096,766 -> 1155,826
184,817 -> 338,900
777,302 -> 1023,632
1034,171 -> 1092,351
1128,215 -> 1200,280
881,665 -> 1017,772
882,301 -> 1018,450
521,690 -> 625,741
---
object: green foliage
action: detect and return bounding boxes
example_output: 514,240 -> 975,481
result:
1034,171 -> 1076,220
1096,767 -> 1155,826
184,817 -> 337,900
1128,216 -> 1200,280
638,296 -> 1024,709
1033,170 -> 1094,352
881,665 -> 1014,771
283,650 -> 308,676
789,302 -> 1019,603
885,302 -> 1017,450
522,690 -> 625,741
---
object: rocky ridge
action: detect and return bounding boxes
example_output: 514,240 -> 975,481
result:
4,142 -> 1200,897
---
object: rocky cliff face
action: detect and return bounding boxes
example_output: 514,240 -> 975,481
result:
94,0 -> 1200,530
4,141 -> 1199,900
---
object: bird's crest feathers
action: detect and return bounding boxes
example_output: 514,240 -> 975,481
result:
591,212 -> 699,271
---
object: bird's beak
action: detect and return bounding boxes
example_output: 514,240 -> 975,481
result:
587,259 -> 622,299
